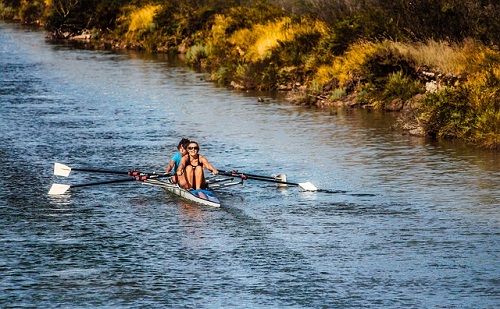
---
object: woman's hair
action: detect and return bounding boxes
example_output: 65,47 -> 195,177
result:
178,138 -> 190,149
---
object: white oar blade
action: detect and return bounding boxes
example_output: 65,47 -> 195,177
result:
54,162 -> 72,177
48,183 -> 71,195
298,182 -> 318,191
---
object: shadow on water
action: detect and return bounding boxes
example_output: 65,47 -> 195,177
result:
317,188 -> 377,197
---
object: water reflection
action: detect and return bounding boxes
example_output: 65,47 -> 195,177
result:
177,201 -> 207,222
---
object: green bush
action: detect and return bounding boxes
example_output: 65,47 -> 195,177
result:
418,81 -> 500,149
186,44 -> 211,66
381,71 -> 424,102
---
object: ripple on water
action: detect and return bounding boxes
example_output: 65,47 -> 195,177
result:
1,22 -> 498,308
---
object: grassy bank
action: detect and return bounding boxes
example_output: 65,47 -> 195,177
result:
2,0 -> 499,149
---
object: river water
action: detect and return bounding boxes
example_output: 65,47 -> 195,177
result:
1,22 -> 499,308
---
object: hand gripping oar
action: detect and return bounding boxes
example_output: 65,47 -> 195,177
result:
48,173 -> 170,195
219,170 -> 318,191
54,162 -> 141,177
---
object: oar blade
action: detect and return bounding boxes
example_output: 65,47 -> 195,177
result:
298,182 -> 318,191
48,183 -> 71,195
54,162 -> 72,177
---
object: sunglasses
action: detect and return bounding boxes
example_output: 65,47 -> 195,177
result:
187,146 -> 199,150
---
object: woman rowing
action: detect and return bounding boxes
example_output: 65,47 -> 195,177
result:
176,141 -> 218,190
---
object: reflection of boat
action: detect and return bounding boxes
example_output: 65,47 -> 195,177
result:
143,176 -> 242,208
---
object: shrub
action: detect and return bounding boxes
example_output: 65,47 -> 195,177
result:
463,67 -> 500,148
418,88 -> 469,139
418,66 -> 500,148
329,87 -> 346,101
186,43 -> 212,66
312,41 -> 380,90
378,71 -> 424,105
227,16 -> 327,64
127,5 -> 160,34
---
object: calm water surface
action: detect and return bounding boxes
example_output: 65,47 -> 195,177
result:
1,22 -> 499,308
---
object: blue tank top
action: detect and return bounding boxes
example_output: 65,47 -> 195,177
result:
171,152 -> 182,173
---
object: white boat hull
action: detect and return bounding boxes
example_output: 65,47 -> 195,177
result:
143,179 -> 221,207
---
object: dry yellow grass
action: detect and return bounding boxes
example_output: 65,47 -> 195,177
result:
389,40 -> 461,74
227,17 -> 327,63
387,39 -> 500,75
313,41 -> 381,87
127,5 -> 161,33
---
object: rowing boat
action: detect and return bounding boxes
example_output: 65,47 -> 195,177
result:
143,179 -> 221,207
49,162 -> 318,206
142,175 -> 243,208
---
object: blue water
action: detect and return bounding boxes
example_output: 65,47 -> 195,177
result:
1,21 -> 499,308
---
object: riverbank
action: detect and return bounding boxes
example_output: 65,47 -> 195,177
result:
2,1 -> 499,149
66,29 -> 500,150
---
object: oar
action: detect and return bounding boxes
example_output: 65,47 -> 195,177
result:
54,162 -> 140,177
48,173 -> 171,195
48,178 -> 138,195
219,170 -> 318,191
219,171 -> 277,180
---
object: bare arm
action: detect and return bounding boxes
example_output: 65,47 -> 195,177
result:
200,155 -> 218,175
165,159 -> 175,173
176,156 -> 188,176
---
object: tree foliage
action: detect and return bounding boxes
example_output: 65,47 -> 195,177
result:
43,0 -> 133,34
2,0 -> 498,45
270,0 -> 500,45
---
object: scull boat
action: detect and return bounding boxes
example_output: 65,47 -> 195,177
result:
143,175 -> 243,208
49,162 -> 318,207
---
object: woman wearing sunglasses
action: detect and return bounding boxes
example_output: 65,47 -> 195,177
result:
176,141 -> 218,190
